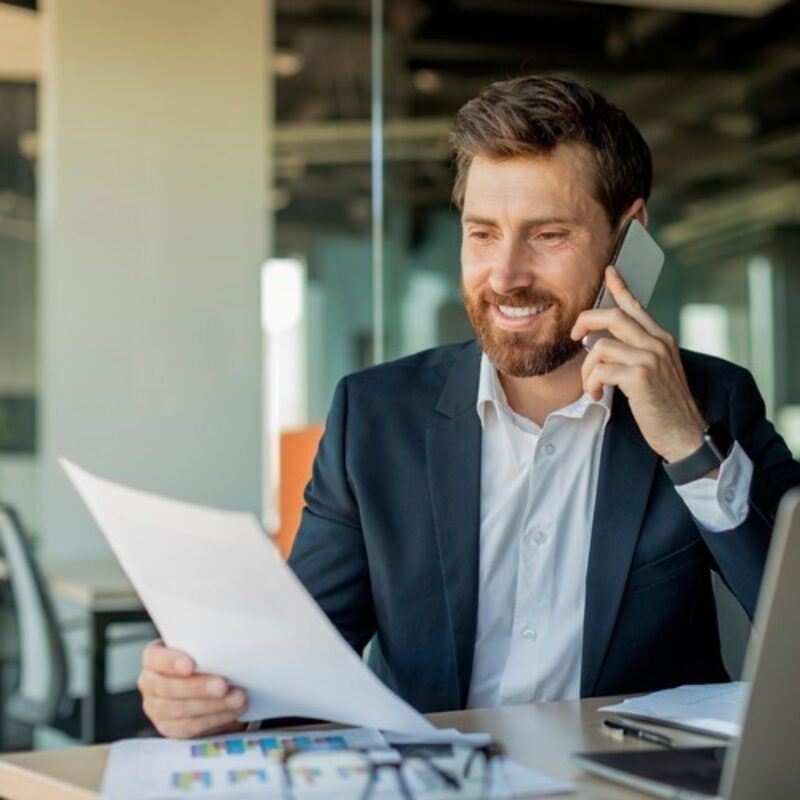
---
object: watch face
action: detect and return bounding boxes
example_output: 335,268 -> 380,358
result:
705,422 -> 733,462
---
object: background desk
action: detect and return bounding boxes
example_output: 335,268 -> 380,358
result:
0,555 -> 150,744
0,695 -> 723,799
0,555 -> 141,609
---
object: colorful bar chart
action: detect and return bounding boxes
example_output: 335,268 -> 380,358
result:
170,770 -> 212,791
190,734 -> 348,758
190,739 -> 250,758
227,768 -> 269,786
288,766 -> 324,786
257,734 -> 348,755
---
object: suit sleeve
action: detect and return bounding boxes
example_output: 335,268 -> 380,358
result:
287,377 -> 377,654
698,367 -> 800,616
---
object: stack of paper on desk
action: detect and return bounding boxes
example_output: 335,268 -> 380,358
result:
599,681 -> 749,739
101,727 -> 575,799
61,459 -> 433,735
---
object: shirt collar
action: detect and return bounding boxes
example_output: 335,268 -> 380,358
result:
476,353 -> 613,431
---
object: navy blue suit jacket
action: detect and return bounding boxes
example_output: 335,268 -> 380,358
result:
288,341 -> 800,712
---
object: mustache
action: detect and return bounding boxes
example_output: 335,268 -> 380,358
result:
478,288 -> 558,307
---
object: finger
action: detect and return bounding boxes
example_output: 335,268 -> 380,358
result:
572,265 -> 673,350
583,364 -> 629,400
142,640 -> 195,676
582,335 -> 656,376
572,305 -> 651,349
604,266 -> 670,342
155,710 -> 249,740
138,668 -> 231,700
585,361 -> 656,401
146,688 -> 248,721
580,336 -> 643,392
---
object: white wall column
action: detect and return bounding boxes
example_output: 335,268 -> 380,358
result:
39,0 -> 270,557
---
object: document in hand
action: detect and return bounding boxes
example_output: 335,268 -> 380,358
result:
61,459 -> 434,735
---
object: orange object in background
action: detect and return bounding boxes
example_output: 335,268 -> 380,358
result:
276,423 -> 325,558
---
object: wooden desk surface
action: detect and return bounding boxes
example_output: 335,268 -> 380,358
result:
0,696 -> 722,799
41,557 -> 141,609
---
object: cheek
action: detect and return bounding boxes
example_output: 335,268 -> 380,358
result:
460,246 -> 489,289
548,245 -> 599,289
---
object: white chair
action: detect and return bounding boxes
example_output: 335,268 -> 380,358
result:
0,503 -> 152,743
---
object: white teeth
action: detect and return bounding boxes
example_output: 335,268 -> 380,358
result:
498,304 -> 549,318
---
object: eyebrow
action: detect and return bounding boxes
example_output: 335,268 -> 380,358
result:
461,214 -> 580,227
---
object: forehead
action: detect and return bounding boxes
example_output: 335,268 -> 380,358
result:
462,144 -> 602,222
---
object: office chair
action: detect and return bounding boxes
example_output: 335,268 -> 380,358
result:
0,503 -> 152,744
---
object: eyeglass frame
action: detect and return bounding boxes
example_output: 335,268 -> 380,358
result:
275,738 -> 506,800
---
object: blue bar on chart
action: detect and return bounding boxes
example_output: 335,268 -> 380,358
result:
190,734 -> 349,759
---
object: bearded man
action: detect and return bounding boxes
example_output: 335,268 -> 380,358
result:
138,74 -> 800,739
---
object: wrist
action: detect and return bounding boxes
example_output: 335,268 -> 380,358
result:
663,422 -> 733,486
661,429 -> 705,464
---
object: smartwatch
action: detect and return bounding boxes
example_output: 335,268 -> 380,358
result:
663,422 -> 734,486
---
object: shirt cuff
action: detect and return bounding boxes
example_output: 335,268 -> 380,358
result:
673,441 -> 753,532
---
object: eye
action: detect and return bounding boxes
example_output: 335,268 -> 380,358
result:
538,230 -> 567,242
469,230 -> 491,241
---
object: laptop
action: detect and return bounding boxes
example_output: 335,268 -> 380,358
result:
573,488 -> 800,799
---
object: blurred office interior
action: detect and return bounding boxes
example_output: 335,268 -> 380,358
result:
0,0 -> 798,749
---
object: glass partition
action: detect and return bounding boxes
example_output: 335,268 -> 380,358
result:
0,80 -> 37,533
272,0 -> 800,456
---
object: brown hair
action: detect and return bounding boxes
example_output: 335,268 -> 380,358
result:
450,74 -> 652,227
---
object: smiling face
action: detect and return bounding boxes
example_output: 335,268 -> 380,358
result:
460,145 -> 618,378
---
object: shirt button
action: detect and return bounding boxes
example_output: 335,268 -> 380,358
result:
724,487 -> 736,503
543,442 -> 556,456
533,530 -> 547,545
522,627 -> 538,641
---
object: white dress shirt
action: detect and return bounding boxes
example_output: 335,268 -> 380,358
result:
467,354 -> 753,709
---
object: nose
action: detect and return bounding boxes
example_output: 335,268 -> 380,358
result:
488,238 -> 533,296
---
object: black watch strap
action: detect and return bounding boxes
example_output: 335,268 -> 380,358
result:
663,422 -> 733,486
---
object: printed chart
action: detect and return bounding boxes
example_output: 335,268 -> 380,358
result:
100,727 -> 574,799
101,728 -> 386,799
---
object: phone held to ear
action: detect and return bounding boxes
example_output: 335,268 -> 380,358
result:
582,218 -> 665,351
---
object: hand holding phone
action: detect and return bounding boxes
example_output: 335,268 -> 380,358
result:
582,219 -> 664,351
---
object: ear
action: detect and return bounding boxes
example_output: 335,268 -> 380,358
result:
625,197 -> 649,227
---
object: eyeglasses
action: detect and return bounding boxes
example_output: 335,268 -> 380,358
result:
277,740 -> 505,799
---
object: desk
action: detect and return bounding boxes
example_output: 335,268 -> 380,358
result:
38,557 -> 141,611
0,696 -> 723,799
0,556 -> 150,744
0,555 -> 141,610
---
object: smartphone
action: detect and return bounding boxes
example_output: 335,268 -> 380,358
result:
582,218 -> 664,351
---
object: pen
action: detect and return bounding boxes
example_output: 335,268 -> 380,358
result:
602,718 -> 674,748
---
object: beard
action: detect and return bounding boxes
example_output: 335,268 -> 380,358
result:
462,275 -> 603,378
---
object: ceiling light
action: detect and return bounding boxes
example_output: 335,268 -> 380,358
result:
273,49 -> 305,78
412,69 -> 443,94
569,0 -> 787,17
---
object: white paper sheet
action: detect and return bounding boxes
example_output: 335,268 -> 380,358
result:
101,728 -> 389,799
62,458 -> 433,735
384,729 -> 574,797
101,728 -> 574,799
599,681 -> 749,739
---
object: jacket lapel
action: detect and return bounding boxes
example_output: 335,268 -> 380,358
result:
581,389 -> 660,696
426,342 -> 482,709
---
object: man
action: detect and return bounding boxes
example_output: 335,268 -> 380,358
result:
138,75 -> 800,738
